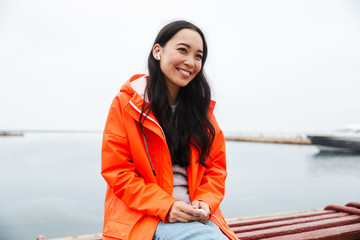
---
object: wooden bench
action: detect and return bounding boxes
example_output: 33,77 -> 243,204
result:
227,202 -> 360,240
44,202 -> 360,240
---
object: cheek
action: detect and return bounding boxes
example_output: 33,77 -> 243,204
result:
159,60 -> 171,74
161,55 -> 178,70
194,62 -> 202,75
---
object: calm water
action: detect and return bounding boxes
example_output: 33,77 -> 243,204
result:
0,132 -> 359,240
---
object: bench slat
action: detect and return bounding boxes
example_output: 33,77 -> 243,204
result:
227,210 -> 335,228
236,215 -> 360,239
231,212 -> 348,233
264,222 -> 360,240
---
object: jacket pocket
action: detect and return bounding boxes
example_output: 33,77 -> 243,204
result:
103,220 -> 130,239
104,197 -> 143,239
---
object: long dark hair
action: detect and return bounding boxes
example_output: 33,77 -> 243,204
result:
140,20 -> 215,168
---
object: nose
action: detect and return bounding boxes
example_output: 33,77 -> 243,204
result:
184,56 -> 195,68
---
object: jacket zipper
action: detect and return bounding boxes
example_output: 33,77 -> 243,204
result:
212,214 -> 239,240
129,100 -> 166,141
129,100 -> 167,177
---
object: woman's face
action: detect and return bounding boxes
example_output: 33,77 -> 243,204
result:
154,29 -> 204,102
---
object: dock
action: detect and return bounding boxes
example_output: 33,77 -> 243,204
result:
225,135 -> 311,145
0,131 -> 24,136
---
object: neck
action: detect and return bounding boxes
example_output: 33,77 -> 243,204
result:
167,92 -> 178,105
166,86 -> 180,105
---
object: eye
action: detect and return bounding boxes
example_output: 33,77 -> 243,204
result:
196,54 -> 203,60
178,48 -> 187,53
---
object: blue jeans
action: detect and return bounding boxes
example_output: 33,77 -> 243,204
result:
153,220 -> 229,240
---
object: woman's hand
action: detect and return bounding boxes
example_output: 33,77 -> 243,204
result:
166,201 -> 205,223
191,200 -> 211,223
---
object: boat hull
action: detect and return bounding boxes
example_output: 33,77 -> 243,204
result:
307,135 -> 360,152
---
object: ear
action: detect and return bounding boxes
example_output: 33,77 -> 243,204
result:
152,44 -> 161,60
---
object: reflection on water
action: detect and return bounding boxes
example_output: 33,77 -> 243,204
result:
313,151 -> 360,158
308,151 -> 360,177
222,141 -> 360,220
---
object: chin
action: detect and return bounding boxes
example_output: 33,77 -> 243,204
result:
178,80 -> 193,87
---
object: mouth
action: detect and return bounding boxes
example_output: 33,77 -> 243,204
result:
177,68 -> 191,76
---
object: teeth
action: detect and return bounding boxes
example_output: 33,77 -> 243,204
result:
179,69 -> 190,76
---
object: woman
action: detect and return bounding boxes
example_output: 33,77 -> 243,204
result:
101,20 -> 238,240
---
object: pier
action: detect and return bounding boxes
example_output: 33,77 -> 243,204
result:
225,135 -> 311,145
0,131 -> 24,136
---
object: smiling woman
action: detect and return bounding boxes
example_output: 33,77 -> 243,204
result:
152,28 -> 204,105
100,20 -> 238,240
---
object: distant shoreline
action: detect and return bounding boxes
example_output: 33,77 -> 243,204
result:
0,130 -> 102,136
22,130 -> 103,133
1,130 -> 311,145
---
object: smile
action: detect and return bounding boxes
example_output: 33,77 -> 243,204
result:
177,68 -> 191,76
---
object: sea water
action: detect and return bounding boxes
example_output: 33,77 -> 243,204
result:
0,132 -> 359,240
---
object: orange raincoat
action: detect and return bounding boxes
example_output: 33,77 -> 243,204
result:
101,74 -> 238,240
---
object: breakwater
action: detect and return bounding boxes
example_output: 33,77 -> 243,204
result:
0,131 -> 24,136
225,135 -> 311,145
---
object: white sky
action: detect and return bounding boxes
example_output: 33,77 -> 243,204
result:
1,0 -> 359,133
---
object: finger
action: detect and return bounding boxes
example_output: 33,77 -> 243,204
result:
198,211 -> 209,222
180,203 -> 204,217
197,202 -> 210,221
197,212 -> 208,222
191,200 -> 200,209
180,212 -> 201,222
168,215 -> 189,223
169,201 -> 201,222
199,202 -> 210,216
171,213 -> 200,223
199,218 -> 209,223
178,208 -> 203,221
170,210 -> 200,222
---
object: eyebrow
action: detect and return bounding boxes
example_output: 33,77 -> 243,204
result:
177,43 -> 203,53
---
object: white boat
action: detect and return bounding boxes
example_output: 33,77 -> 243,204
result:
307,124 -> 360,152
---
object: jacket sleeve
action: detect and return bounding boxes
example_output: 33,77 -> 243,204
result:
101,95 -> 177,222
193,115 -> 228,213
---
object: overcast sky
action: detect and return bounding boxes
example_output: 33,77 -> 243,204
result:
1,0 -> 359,133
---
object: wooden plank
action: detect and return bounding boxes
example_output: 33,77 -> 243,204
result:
49,233 -> 102,240
236,215 -> 360,239
231,212 -> 348,234
226,208 -> 324,223
325,205 -> 360,216
264,222 -> 360,240
228,210 -> 335,228
346,202 -> 360,209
